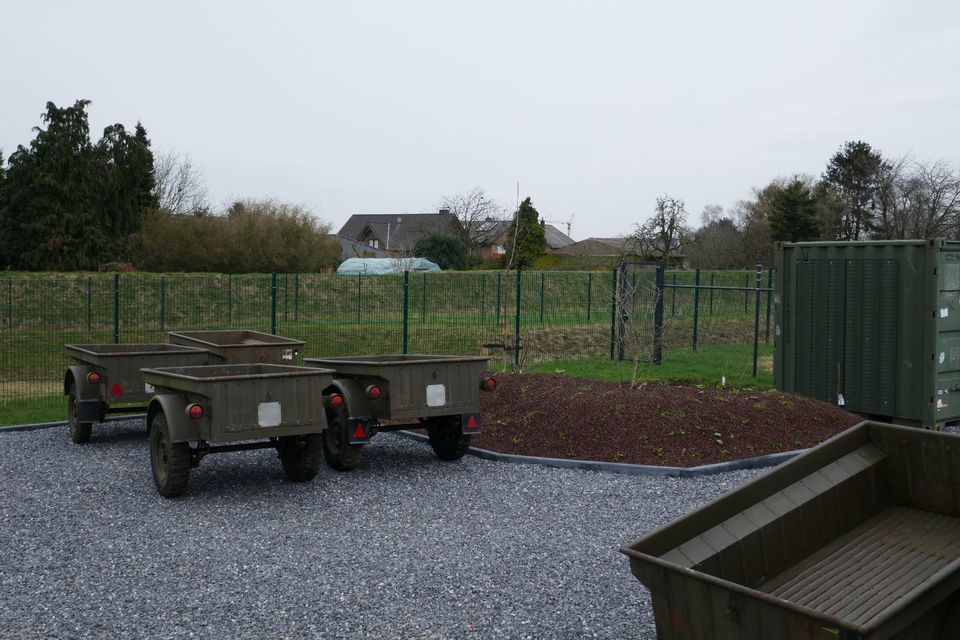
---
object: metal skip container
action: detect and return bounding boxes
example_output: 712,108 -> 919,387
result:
621,421 -> 960,640
774,239 -> 960,427
167,329 -> 304,365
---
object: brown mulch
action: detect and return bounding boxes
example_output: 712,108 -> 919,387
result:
470,373 -> 861,467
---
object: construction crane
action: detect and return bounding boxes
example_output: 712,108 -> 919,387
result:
543,215 -> 574,238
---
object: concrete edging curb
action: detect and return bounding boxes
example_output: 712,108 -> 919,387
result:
394,430 -> 804,478
2,419 -> 803,477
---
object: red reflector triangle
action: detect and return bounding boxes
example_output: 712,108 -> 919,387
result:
466,416 -> 479,430
110,383 -> 123,396
353,424 -> 367,439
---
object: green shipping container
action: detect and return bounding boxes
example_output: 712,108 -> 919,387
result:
775,239 -> 960,427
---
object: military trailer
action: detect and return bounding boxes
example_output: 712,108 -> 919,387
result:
303,354 -> 496,470
621,421 -> 960,640
168,329 -> 304,365
64,343 -> 212,443
140,363 -> 334,498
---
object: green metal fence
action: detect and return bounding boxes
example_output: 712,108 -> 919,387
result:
0,269 -> 772,416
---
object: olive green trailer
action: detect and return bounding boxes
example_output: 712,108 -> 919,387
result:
167,329 -> 303,365
303,354 -> 496,469
621,421 -> 960,640
141,363 -> 334,497
63,343 -> 212,443
775,239 -> 960,427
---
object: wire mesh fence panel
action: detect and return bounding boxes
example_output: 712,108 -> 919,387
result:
2,267 -> 775,424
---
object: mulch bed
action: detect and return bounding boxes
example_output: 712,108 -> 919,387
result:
470,373 -> 861,467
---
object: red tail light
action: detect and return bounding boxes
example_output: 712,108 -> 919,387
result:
366,385 -> 383,400
110,383 -> 123,396
86,371 -> 101,385
186,404 -> 204,420
328,394 -> 345,410
480,377 -> 497,392
353,423 -> 367,439
465,415 -> 480,431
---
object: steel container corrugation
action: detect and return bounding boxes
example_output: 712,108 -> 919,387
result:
621,421 -> 960,639
141,364 -> 333,442
303,354 -> 488,419
775,239 -> 960,427
167,330 -> 304,365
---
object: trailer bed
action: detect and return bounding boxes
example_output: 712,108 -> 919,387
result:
760,506 -> 960,627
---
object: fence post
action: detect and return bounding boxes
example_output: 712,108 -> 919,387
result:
113,274 -> 120,344
421,273 -> 427,324
753,263 -> 762,377
514,270 -> 522,367
653,262 -> 664,365
709,272 -> 714,316
671,272 -> 676,316
539,272 -> 545,323
5,278 -> 10,328
765,267 -> 773,343
586,272 -> 592,321
295,273 -> 300,322
86,278 -> 92,332
227,274 -> 233,327
160,277 -> 166,332
480,276 -> 486,326
270,273 -> 278,335
356,274 -> 361,324
609,267 -> 618,360
402,270 -> 410,354
496,272 -> 502,329
744,273 -> 749,312
692,268 -> 701,351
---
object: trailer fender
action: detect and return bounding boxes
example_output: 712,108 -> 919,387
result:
327,378 -> 373,418
65,365 -> 103,422
64,365 -> 97,397
147,395 -> 198,443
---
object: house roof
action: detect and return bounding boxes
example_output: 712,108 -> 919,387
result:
335,235 -> 391,259
475,220 -> 575,250
337,213 -> 462,251
555,237 -> 635,256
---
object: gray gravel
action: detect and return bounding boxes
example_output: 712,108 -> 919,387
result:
0,419 -> 761,639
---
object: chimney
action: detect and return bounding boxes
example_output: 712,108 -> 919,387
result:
439,208 -> 451,215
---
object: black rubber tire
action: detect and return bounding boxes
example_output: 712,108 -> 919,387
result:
278,433 -> 324,482
426,415 -> 472,461
321,407 -> 364,471
67,382 -> 93,444
150,413 -> 192,498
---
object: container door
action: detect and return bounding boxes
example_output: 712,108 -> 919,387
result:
934,250 -> 960,423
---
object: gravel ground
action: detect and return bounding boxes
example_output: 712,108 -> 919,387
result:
0,419 -> 761,640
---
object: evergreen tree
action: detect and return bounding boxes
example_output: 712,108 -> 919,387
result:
503,197 -> 546,269
414,234 -> 467,270
821,140 -> 888,240
95,121 -> 157,255
769,178 -> 822,242
2,100 -> 106,269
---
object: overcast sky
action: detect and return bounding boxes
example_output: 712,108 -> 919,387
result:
2,0 -> 959,239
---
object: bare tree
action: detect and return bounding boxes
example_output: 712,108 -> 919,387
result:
153,150 -> 209,215
437,188 -> 504,254
875,158 -> 960,239
631,195 -> 689,262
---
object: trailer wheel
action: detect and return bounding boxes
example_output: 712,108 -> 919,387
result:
150,413 -> 191,498
67,382 -> 93,444
322,408 -> 364,471
278,434 -> 324,482
426,416 -> 471,461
